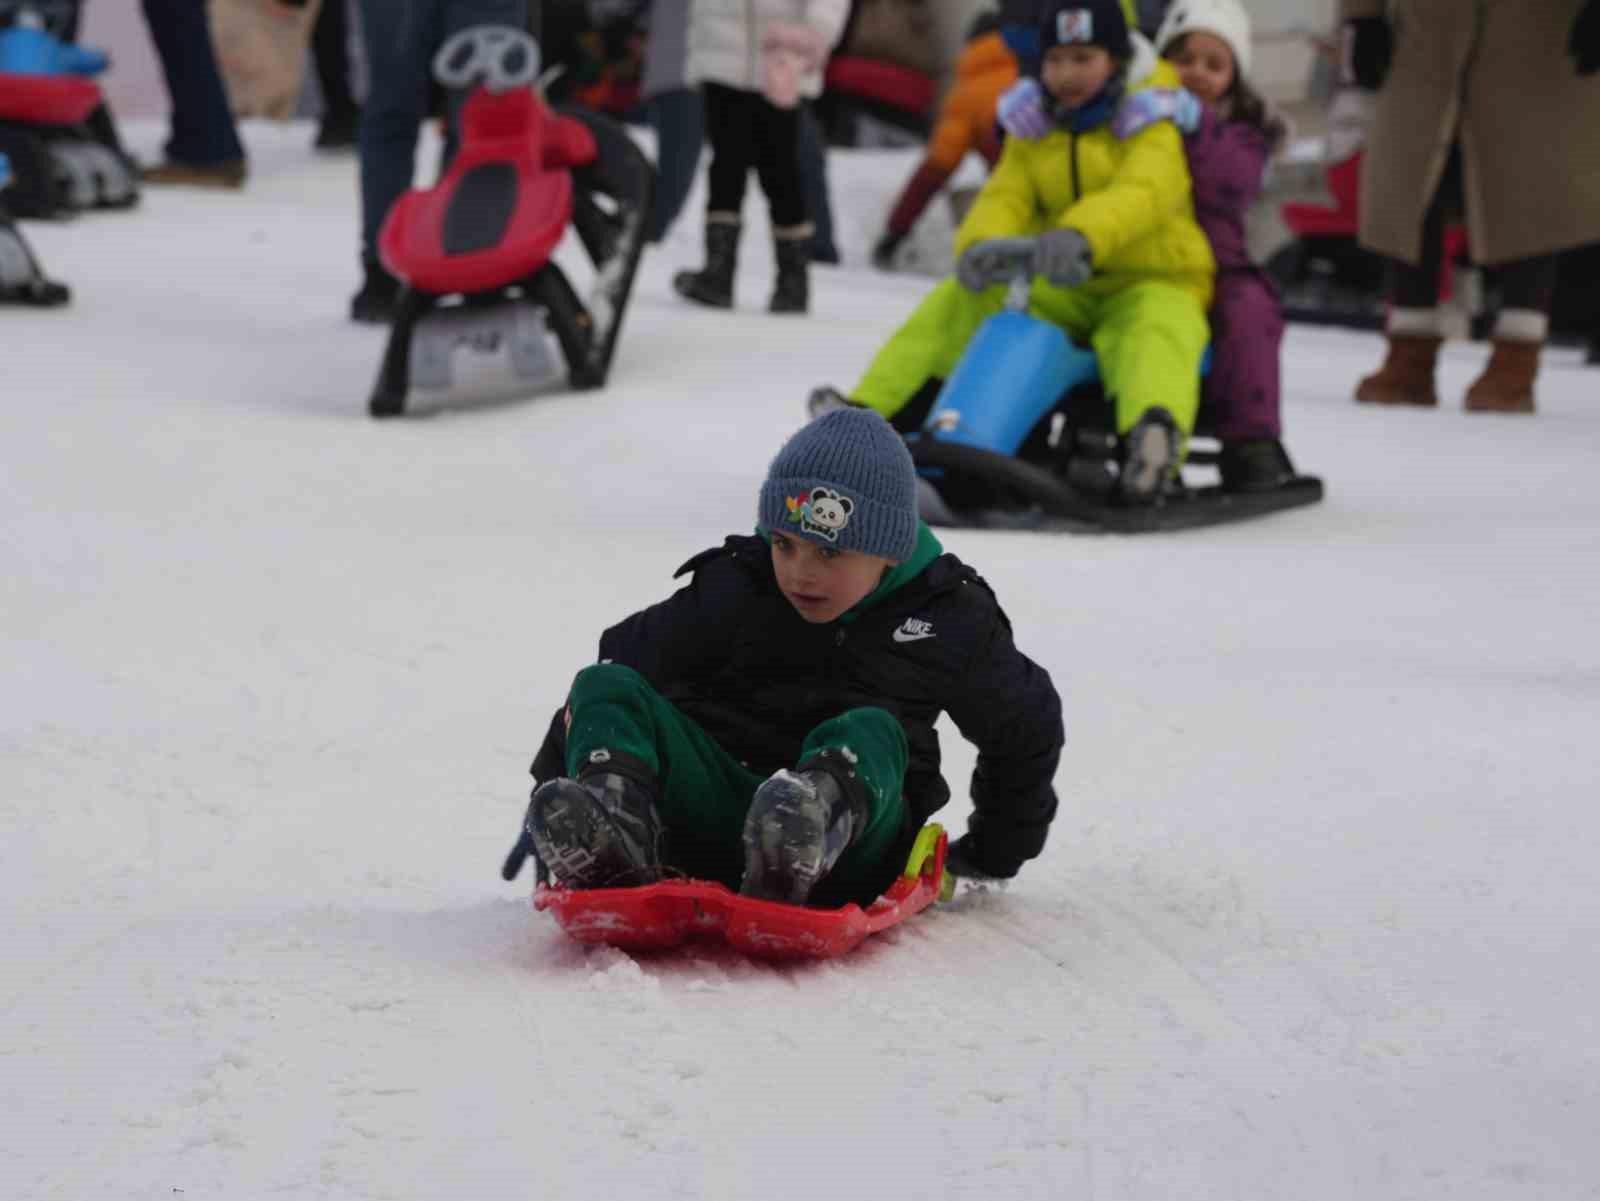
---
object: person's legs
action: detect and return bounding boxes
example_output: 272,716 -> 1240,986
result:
356,0 -> 434,263
751,98 -> 810,312
1088,281 -> 1210,437
797,102 -> 838,264
1464,254 -> 1559,413
312,0 -> 361,149
793,708 -> 909,908
1203,269 -> 1285,442
851,280 -> 1006,417
562,664 -> 765,888
139,0 -> 246,178
646,87 -> 705,242
1355,147 -> 1457,405
675,83 -> 756,307
701,82 -> 757,220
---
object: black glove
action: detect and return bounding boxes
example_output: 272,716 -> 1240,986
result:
946,833 -> 1022,882
1035,227 -> 1093,288
1573,0 -> 1600,75
500,795 -> 546,884
1340,16 -> 1392,90
872,229 -> 906,271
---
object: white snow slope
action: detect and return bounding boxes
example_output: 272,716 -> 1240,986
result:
5,123 -> 1599,1201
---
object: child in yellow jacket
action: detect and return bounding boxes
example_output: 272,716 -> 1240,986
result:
829,0 -> 1216,502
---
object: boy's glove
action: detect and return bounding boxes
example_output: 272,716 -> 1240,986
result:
1035,228 -> 1092,288
946,834 -> 1021,882
872,229 -> 906,270
1111,88 -> 1202,139
956,240 -> 1017,291
1340,16 -> 1392,90
1573,0 -> 1600,75
996,76 -> 1054,140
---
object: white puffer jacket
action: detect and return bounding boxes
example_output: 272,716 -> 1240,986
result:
685,0 -> 850,101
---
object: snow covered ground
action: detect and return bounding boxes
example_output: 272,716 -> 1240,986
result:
5,121 -> 1599,1201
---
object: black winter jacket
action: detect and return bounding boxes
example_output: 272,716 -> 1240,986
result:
530,534 -> 1064,878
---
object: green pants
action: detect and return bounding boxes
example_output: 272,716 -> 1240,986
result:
564,664 -> 909,903
854,276 -> 1210,437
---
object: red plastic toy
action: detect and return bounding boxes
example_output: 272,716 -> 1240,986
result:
535,826 -> 949,959
369,26 -> 653,417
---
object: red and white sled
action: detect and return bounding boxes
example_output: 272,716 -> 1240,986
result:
535,825 -> 948,960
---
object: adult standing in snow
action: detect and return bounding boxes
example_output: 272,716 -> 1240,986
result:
138,0 -> 250,188
287,0 -> 529,323
672,0 -> 850,315
639,0 -> 701,243
1346,0 -> 1600,413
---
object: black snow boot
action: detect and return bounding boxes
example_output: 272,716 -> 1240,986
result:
673,216 -> 740,309
769,228 -> 811,314
525,766 -> 666,890
740,753 -> 869,906
1218,438 -> 1297,493
1117,406 -> 1181,505
350,254 -> 402,324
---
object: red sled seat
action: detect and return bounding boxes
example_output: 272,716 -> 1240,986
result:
0,72 -> 100,126
378,84 -> 599,297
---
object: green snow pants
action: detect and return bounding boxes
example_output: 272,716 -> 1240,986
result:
853,276 -> 1210,437
563,663 -> 910,904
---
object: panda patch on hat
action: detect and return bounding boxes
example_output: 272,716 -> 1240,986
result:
785,486 -> 855,542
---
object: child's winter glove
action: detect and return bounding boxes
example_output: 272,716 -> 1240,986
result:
996,77 -> 1054,140
1340,16 -> 1392,90
1035,228 -> 1092,288
1573,0 -> 1600,75
872,229 -> 906,271
761,23 -> 829,109
945,834 -> 1020,883
956,240 -> 1018,291
1111,88 -> 1202,139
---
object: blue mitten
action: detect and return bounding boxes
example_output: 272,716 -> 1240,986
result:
997,77 -> 1054,140
1111,88 -> 1202,139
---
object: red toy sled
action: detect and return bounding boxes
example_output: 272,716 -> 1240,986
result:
535,825 -> 949,959
369,25 -> 653,417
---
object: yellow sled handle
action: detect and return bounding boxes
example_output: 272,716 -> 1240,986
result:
901,823 -> 954,902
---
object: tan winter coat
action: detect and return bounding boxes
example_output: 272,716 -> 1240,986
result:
1340,0 -> 1600,266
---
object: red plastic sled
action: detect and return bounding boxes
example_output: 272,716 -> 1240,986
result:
535,826 -> 948,959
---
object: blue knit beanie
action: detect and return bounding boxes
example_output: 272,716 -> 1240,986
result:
758,409 -> 919,562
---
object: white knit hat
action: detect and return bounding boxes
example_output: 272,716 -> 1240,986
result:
1154,0 -> 1253,76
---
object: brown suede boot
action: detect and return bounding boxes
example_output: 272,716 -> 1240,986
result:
1355,334 -> 1443,406
1463,339 -> 1540,414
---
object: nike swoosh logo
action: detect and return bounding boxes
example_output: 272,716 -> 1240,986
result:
893,630 -> 935,643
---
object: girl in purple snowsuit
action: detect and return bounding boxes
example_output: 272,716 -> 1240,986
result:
1112,0 -> 1301,492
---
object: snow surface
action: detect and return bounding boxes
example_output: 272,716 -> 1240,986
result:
5,121 -> 1600,1201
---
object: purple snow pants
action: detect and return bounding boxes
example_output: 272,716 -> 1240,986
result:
1204,267 -> 1284,441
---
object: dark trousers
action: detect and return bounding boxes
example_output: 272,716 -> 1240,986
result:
140,0 -> 244,166
646,87 -> 704,242
1387,144 -> 1558,315
701,82 -> 806,229
313,0 -> 358,121
356,0 -> 527,258
798,102 -> 837,260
